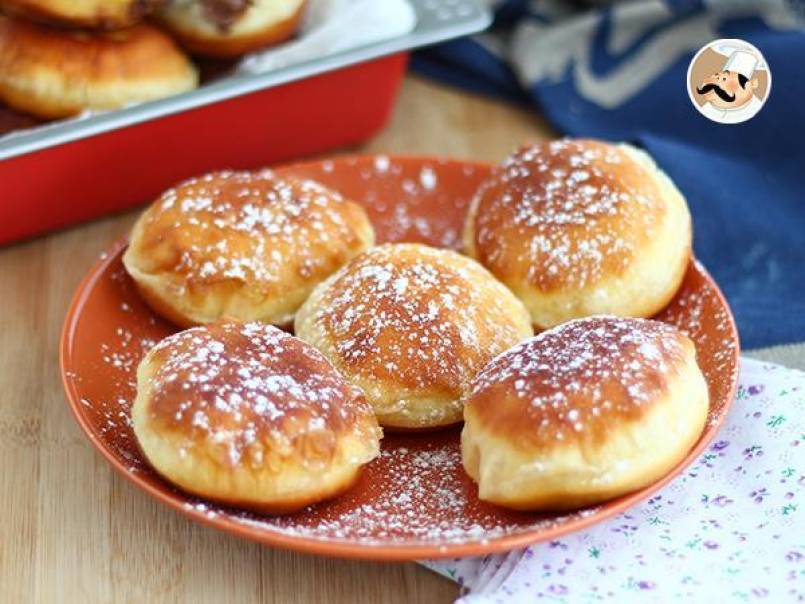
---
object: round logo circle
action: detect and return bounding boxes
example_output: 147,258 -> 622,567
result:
687,38 -> 771,124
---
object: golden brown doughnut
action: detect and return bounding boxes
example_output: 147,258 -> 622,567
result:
156,0 -> 306,58
463,139 -> 692,329
123,169 -> 375,328
295,243 -> 534,430
132,321 -> 381,512
461,316 -> 709,511
0,16 -> 198,119
0,0 -> 160,29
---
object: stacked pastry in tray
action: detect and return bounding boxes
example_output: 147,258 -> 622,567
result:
0,0 -> 307,119
122,139 -> 709,513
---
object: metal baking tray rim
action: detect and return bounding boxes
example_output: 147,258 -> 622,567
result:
0,0 -> 491,161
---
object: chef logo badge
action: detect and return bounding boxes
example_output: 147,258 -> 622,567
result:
687,39 -> 770,124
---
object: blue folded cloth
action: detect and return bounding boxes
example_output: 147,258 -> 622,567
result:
413,0 -> 805,350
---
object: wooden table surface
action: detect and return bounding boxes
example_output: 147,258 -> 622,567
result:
0,75 -> 554,603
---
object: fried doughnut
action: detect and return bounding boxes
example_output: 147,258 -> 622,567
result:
0,0 -> 160,29
132,321 -> 381,512
295,243 -> 534,430
463,139 -> 692,329
123,169 -> 375,328
461,316 -> 709,511
0,16 -> 198,119
156,0 -> 306,58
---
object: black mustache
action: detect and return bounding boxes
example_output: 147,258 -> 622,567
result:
696,83 -> 736,102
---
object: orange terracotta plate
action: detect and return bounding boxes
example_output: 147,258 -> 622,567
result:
61,156 -> 740,561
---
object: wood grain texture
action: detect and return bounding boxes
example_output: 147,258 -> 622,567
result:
0,75 -> 554,603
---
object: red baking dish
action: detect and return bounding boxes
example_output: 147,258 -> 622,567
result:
0,1 -> 491,245
0,54 -> 406,244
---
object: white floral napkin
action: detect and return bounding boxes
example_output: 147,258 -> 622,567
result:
424,358 -> 805,602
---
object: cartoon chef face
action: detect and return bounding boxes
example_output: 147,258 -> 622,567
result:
688,40 -> 770,124
695,49 -> 761,110
696,69 -> 758,110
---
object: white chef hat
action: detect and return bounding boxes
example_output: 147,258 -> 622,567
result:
713,41 -> 766,80
723,50 -> 759,79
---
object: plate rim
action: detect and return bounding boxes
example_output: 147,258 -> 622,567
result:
60,155 -> 741,561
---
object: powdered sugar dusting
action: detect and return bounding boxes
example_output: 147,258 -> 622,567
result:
468,316 -> 690,443
65,159 -> 739,552
307,243 -> 530,394
657,260 -> 739,426
470,140 -> 662,289
308,157 -> 471,249
144,321 -> 377,471
223,434 -> 602,545
128,169 -> 370,294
